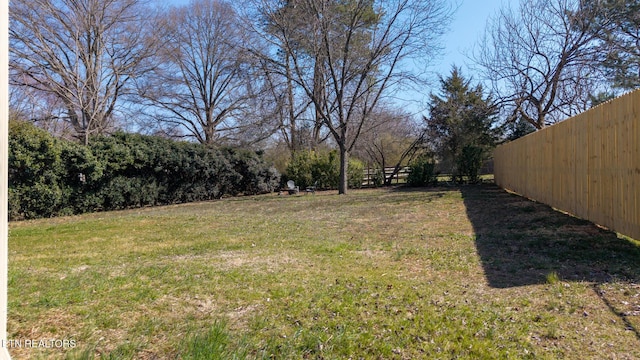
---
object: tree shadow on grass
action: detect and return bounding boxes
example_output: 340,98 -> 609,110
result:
461,184 -> 640,339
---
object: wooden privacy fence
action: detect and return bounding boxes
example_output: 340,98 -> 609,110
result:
494,89 -> 640,240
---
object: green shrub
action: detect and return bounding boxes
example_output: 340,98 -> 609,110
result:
14,183 -> 64,219
8,120 -> 65,219
59,140 -> 105,213
8,122 -> 280,219
457,145 -> 484,184
285,150 -> 364,190
314,150 -> 340,189
97,176 -> 161,210
369,167 -> 385,187
407,155 -> 438,187
7,188 -> 21,221
223,148 -> 280,195
285,150 -> 317,189
347,157 -> 364,189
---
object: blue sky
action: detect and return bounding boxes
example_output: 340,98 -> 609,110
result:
435,0 -> 505,77
162,0 -> 505,75
162,0 -> 508,114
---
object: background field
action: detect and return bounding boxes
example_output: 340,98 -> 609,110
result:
7,185 -> 640,359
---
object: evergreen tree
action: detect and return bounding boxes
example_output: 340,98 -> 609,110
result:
504,118 -> 536,141
425,68 -> 499,183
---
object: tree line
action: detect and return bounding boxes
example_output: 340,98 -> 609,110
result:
9,0 -> 639,194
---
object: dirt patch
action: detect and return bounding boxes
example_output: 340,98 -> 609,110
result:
167,251 -> 304,273
226,304 -> 260,322
354,249 -> 387,259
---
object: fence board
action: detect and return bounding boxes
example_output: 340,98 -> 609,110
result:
574,110 -> 589,220
495,89 -> 640,241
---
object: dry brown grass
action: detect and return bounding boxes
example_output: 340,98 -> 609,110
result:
7,185 -> 640,359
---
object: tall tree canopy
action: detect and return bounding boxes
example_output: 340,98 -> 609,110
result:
138,0 -> 275,146
10,0 -> 158,144
252,0 -> 453,193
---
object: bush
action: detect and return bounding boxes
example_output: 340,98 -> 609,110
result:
8,120 -> 65,219
407,155 -> 438,187
285,150 -> 317,189
313,150 -> 340,189
369,167 -> 385,187
8,122 -> 280,220
285,150 -> 364,190
456,145 -> 484,184
59,140 -> 105,213
347,157 -> 364,189
97,176 -> 161,210
223,148 -> 280,196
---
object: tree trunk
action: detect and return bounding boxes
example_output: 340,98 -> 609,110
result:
338,145 -> 349,195
312,56 -> 325,147
286,54 -> 298,152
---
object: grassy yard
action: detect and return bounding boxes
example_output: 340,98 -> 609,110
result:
7,184 -> 640,359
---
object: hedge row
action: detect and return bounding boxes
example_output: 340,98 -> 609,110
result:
8,121 -> 280,220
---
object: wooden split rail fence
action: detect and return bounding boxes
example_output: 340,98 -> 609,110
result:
362,167 -> 411,186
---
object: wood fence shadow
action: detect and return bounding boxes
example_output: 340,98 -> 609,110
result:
462,184 -> 640,341
461,184 -> 640,289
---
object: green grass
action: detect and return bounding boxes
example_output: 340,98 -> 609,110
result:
7,185 -> 640,359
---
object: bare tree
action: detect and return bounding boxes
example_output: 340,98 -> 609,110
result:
138,0 -> 274,146
475,0 -> 604,129
258,47 -> 314,152
352,106 -> 423,185
241,1 -> 323,153
10,0 -> 158,144
9,85 -> 76,140
253,0 -> 452,194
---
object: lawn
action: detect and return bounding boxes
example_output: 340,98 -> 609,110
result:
7,184 -> 640,359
